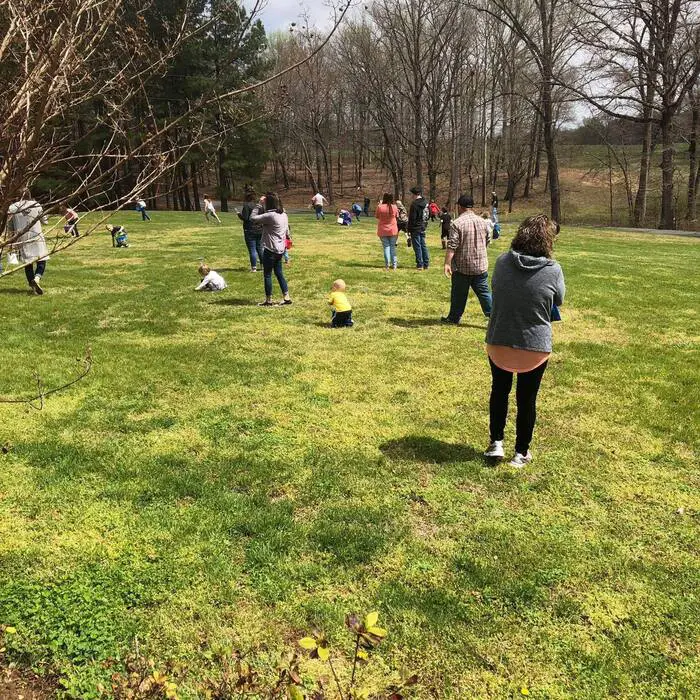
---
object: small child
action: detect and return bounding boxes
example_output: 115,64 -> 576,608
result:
283,228 -> 293,264
481,211 -> 494,240
106,224 -> 129,247
328,279 -> 353,328
64,206 -> 80,237
337,209 -> 352,226
439,207 -> 451,249
195,263 -> 227,291
351,202 -> 363,221
203,195 -> 222,224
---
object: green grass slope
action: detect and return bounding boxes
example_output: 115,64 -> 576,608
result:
0,212 -> 698,698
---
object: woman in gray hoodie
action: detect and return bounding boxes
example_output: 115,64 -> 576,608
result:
484,214 -> 565,468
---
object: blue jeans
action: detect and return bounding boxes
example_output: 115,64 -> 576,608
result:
245,235 -> 263,269
492,207 -> 498,224
138,206 -> 151,221
315,205 -> 325,220
380,235 -> 398,267
411,233 -> 429,269
24,260 -> 46,284
262,248 -> 288,297
447,271 -> 492,321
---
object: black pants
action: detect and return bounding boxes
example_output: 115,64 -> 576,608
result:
24,260 -> 46,285
489,358 -> 548,455
331,310 -> 353,327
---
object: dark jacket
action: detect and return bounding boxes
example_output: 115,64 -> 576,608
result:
407,196 -> 428,234
440,212 -> 452,236
238,202 -> 263,238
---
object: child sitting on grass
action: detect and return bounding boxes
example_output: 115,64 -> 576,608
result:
106,224 -> 129,247
328,279 -> 353,328
195,264 -> 227,291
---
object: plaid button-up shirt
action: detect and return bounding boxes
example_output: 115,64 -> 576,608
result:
447,210 -> 490,275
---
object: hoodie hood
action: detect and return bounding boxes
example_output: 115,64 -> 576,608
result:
508,249 -> 555,271
414,196 -> 428,208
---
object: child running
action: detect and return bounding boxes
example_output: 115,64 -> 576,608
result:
106,224 -> 130,247
195,263 -> 227,291
64,206 -> 80,237
328,279 -> 353,328
203,196 -> 222,224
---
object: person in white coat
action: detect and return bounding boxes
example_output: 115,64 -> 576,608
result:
7,193 -> 50,295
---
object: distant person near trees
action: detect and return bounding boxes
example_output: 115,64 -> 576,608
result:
396,200 -> 409,241
135,197 -> 151,221
484,214 -> 565,468
441,194 -> 492,324
311,192 -> 327,220
248,192 -> 293,307
363,195 -> 371,217
439,207 -> 451,249
63,206 -> 80,237
491,191 -> 499,224
7,191 -> 50,295
375,192 -> 399,270
203,195 -> 222,224
429,200 -> 440,222
238,188 -> 264,272
407,186 -> 430,270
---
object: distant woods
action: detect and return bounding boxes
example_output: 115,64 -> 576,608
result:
0,0 -> 697,229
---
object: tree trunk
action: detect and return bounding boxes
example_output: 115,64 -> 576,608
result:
541,79 -> 561,223
633,120 -> 655,227
191,160 -> 200,209
659,115 -> 675,229
523,107 -> 540,198
218,147 -> 229,212
687,94 -> 698,223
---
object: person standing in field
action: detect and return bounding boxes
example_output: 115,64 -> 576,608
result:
311,192 -> 328,220
491,191 -> 499,224
203,195 -> 222,224
441,194 -> 492,324
375,192 -> 399,270
407,186 -> 430,270
363,194 -> 371,217
439,206 -> 451,249
238,188 -> 263,272
135,197 -> 151,221
483,214 -> 565,468
7,191 -> 50,295
249,192 -> 293,306
63,206 -> 80,237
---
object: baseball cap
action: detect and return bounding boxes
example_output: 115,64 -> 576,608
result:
410,186 -> 422,195
458,194 -> 474,208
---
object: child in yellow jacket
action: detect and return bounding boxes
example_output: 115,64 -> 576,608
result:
328,279 -> 353,328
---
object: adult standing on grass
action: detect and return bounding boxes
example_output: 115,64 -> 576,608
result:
249,192 -> 293,307
311,192 -> 327,220
375,192 -> 399,270
407,186 -> 430,270
135,197 -> 151,221
238,188 -> 263,272
7,191 -> 50,295
483,214 -> 565,468
441,195 -> 492,324
491,191 -> 499,224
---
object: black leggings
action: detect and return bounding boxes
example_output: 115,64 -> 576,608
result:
24,260 -> 46,285
489,358 -> 548,455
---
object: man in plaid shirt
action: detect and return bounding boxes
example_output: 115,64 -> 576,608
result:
441,194 -> 492,324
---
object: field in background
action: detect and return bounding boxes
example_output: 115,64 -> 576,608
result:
0,212 -> 698,698
255,144 -> 697,230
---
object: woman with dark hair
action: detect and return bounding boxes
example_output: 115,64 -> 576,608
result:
484,214 -> 565,468
237,188 -> 263,271
375,192 -> 399,270
249,192 -> 292,306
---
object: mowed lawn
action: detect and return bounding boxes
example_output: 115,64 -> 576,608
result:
0,211 -> 698,699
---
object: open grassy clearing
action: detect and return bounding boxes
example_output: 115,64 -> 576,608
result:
0,211 -> 698,699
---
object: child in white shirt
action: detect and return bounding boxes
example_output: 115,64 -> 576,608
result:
203,196 -> 221,224
195,264 -> 227,291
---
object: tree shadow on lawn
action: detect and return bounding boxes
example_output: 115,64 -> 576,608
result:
0,287 -> 32,295
389,317 -> 487,330
380,435 -> 485,465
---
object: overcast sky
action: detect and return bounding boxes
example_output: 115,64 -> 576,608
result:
254,0 -> 336,32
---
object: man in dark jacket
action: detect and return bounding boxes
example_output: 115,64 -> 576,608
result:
237,188 -> 264,272
407,186 -> 430,270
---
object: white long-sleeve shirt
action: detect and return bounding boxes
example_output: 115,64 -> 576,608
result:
195,270 -> 227,291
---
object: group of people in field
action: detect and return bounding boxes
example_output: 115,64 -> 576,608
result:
4,181 -> 564,468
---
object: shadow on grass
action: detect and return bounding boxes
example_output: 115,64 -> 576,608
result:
380,435 -> 482,464
211,297 -> 255,306
0,287 -> 31,295
217,266 -> 250,273
389,317 -> 488,330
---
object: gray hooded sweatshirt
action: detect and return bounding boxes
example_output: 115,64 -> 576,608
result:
486,250 -> 565,353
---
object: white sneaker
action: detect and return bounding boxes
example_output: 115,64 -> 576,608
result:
508,452 -> 532,468
484,440 -> 504,458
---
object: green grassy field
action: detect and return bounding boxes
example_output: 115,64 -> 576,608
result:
0,212 -> 698,699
